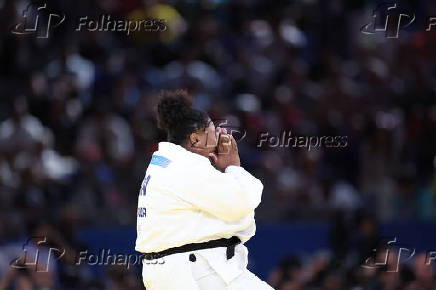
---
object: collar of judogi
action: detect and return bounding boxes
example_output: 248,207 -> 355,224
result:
157,142 -> 211,166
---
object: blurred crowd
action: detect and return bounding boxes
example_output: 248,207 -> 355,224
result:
270,249 -> 435,290
0,0 -> 435,289
270,212 -> 435,290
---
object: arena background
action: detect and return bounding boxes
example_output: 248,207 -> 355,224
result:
0,0 -> 435,289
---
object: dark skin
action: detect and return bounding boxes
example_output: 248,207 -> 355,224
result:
183,119 -> 240,171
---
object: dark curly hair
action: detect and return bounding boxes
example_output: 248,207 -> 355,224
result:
157,90 -> 209,145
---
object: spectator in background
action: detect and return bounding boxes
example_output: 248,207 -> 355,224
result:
0,98 -> 46,156
129,0 -> 186,43
409,253 -> 435,290
76,101 -> 134,165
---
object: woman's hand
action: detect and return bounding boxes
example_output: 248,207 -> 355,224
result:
208,130 -> 240,171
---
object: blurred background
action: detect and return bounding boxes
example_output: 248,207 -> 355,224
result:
0,0 -> 435,289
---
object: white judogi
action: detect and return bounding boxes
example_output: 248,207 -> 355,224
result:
135,142 -> 273,289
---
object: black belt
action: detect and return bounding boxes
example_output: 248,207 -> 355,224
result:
143,236 -> 241,260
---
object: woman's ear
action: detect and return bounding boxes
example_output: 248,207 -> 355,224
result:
189,132 -> 200,146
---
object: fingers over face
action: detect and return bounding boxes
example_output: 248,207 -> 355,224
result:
216,127 -> 227,135
218,134 -> 231,154
230,135 -> 238,152
208,152 -> 218,164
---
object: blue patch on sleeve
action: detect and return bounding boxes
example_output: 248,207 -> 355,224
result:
150,155 -> 171,168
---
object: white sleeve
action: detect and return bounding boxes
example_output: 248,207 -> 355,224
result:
175,164 -> 264,223
224,166 -> 263,210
